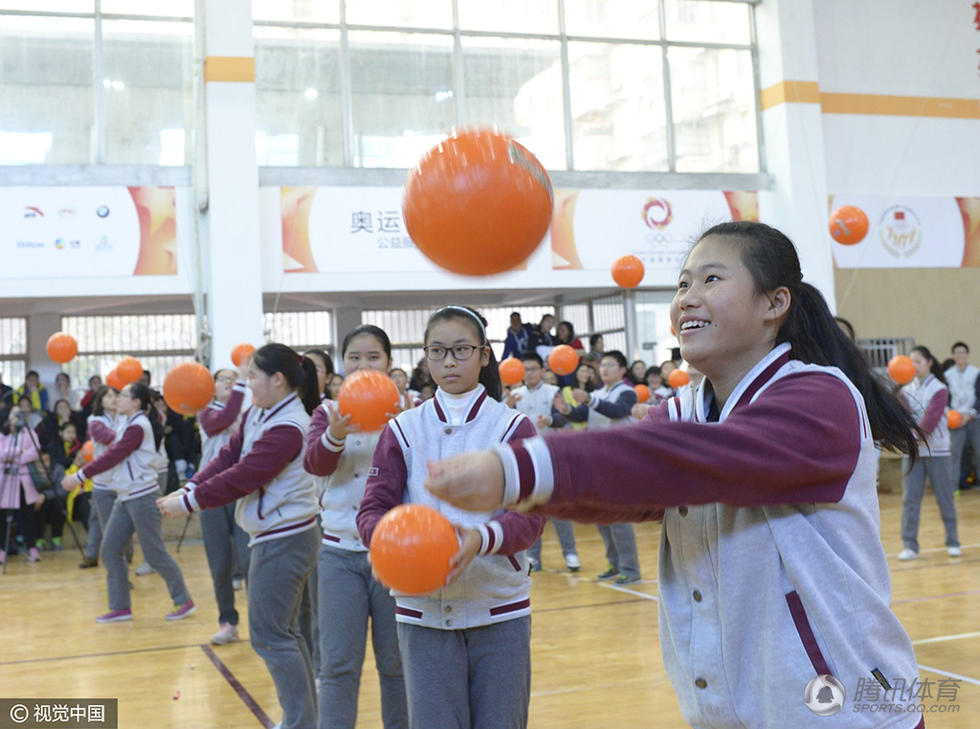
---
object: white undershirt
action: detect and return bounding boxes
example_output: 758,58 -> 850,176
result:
437,383 -> 485,425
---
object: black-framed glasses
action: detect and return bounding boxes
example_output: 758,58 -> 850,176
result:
424,344 -> 484,361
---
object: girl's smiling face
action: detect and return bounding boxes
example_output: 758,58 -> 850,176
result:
425,319 -> 489,396
343,333 -> 391,375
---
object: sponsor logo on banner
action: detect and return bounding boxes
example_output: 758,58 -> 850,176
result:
16,240 -> 44,249
642,198 -> 673,230
59,207 -> 76,218
23,206 -> 44,218
96,235 -> 112,252
96,205 -> 110,218
879,205 -> 922,259
54,238 -> 81,250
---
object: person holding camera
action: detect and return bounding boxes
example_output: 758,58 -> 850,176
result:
0,407 -> 43,564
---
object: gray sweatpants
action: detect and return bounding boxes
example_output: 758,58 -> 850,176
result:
199,501 -> 250,626
101,490 -> 190,611
316,545 -> 407,729
248,526 -> 319,729
949,418 -> 980,485
901,455 -> 960,552
597,523 -> 641,579
397,617 -> 531,729
84,488 -> 115,560
528,518 -> 577,564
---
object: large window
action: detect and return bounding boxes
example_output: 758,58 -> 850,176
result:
0,317 -> 27,390
0,2 -> 193,165
263,311 -> 335,354
253,0 -> 759,173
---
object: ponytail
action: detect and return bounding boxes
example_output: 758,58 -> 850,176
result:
252,343 -> 321,415
297,356 -> 321,414
124,382 -> 165,449
910,345 -> 945,385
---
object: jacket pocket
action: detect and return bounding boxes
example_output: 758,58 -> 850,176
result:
785,590 -> 832,676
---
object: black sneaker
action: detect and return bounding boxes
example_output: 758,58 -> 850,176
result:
615,574 -> 641,585
79,556 -> 99,569
597,566 -> 620,580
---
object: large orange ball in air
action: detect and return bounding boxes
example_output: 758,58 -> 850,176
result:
887,355 -> 916,385
612,255 -> 645,288
163,362 -> 215,415
548,345 -> 579,376
947,410 -> 963,430
828,205 -> 869,246
105,369 -> 125,391
634,384 -> 650,403
231,343 -> 256,367
402,128 -> 553,275
46,332 -> 78,364
498,358 -> 525,387
668,369 -> 690,389
116,356 -> 143,385
337,369 -> 400,432
370,503 -> 458,595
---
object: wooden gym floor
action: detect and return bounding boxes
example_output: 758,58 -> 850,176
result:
0,487 -> 976,728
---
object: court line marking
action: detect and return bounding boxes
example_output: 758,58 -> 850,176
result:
917,664 -> 980,687
599,581 -> 659,601
912,631 -> 980,646
892,589 -> 980,605
200,644 -> 275,728
534,597 -> 652,614
0,642 -> 197,666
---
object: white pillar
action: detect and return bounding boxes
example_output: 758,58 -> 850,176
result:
332,307 -> 365,373
27,313 -> 63,393
200,0 -> 265,370
755,0 -> 836,308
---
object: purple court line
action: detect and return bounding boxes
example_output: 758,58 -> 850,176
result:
892,588 -> 980,605
200,644 -> 274,728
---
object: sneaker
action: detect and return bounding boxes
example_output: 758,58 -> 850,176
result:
135,561 -> 155,576
0,549 -> 5,564
615,574 -> 641,585
36,538 -> 49,551
232,576 -> 244,591
28,547 -> 41,562
211,622 -> 239,645
528,558 -> 542,573
565,553 -> 581,572
947,546 -> 962,557
79,556 -> 99,569
166,600 -> 196,621
51,537 -> 62,551
897,549 -> 919,561
96,608 -> 133,623
597,565 -> 620,580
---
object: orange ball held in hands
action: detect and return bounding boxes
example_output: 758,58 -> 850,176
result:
828,205 -> 869,246
548,345 -> 579,376
231,343 -> 256,367
81,440 -> 94,463
370,503 -> 458,595
611,255 -> 645,289
46,332 -> 78,364
105,369 -> 125,391
116,356 -> 143,385
668,369 -> 690,389
337,369 -> 400,432
402,127 -> 553,276
163,362 -> 216,415
887,355 -> 916,386
634,384 -> 650,403
947,410 -> 963,430
498,358 -> 526,387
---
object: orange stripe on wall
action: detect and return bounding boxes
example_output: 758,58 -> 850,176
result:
761,81 -> 980,120
204,56 -> 255,83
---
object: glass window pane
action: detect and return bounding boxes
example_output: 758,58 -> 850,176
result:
460,36 -> 565,169
0,15 -> 93,164
346,0 -> 452,29
457,0 -> 557,34
255,26 -> 343,166
668,46 -> 757,173
564,0 -> 661,41
102,19 -> 193,165
102,0 -> 193,16
0,1 -> 92,10
568,42 -> 667,171
252,0 -> 339,25
664,0 -> 750,44
350,31 -> 454,168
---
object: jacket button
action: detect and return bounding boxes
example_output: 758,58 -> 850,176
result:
445,618 -> 453,627
692,589 -> 702,602
444,427 -> 452,434
444,605 -> 452,613
354,473 -> 359,478
678,506 -> 688,517
695,678 -> 707,689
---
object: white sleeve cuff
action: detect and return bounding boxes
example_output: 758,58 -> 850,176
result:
321,430 -> 345,452
492,436 -> 555,512
181,489 -> 199,514
476,520 -> 504,555
494,444 -> 521,508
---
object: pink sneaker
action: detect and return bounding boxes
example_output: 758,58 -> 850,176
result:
96,608 -> 133,623
166,600 -> 196,621
28,547 -> 41,562
0,549 -> 6,564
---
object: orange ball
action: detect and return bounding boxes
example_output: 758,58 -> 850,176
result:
947,410 -> 963,430
611,255 -> 645,288
402,128 -> 553,275
634,384 -> 650,403
370,503 -> 458,595
81,440 -> 94,463
116,356 -> 143,385
668,369 -> 690,389
548,345 -> 579,376
498,357 -> 525,387
46,332 -> 78,364
163,362 -> 215,415
231,343 -> 256,367
337,369 -> 400,432
887,355 -> 916,385
105,369 -> 125,391
828,205 -> 869,246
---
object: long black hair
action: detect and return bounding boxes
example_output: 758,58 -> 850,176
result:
696,221 -> 920,459
91,385 -> 118,416
302,348 -> 335,398
910,345 -> 945,385
252,343 -> 320,414
124,382 -> 165,449
424,305 -> 503,401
